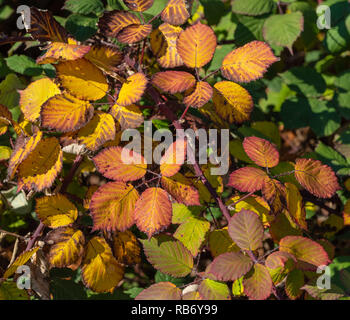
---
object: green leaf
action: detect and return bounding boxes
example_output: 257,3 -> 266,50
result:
5,55 -> 42,76
201,0 -> 227,25
232,0 -> 275,16
198,279 -> 231,300
0,74 -> 25,109
0,281 -> 29,300
65,14 -> 98,42
141,237 -> 194,277
1,186 -> 32,215
63,0 -> 104,15
263,12 -> 303,49
174,216 -> 210,257
285,269 -> 304,299
154,271 -> 188,287
50,278 -> 88,300
0,146 -> 11,161
279,67 -> 326,97
323,15 -> 350,53
124,287 -> 143,299
172,203 -> 202,224
334,69 -> 350,91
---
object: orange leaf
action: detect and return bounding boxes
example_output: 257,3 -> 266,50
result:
117,73 -> 148,106
17,137 -> 63,191
56,58 -> 108,101
90,181 -> 139,232
243,136 -> 279,168
117,24 -> 152,44
77,111 -> 116,151
152,71 -> 195,94
0,104 -> 13,135
41,93 -> 94,132
161,173 -> 200,206
280,236 -> 330,270
228,167 -> 268,192
123,0 -> 154,11
134,187 -> 172,238
160,139 -> 186,177
7,131 -> 43,179
84,45 -> 123,73
261,178 -> 285,214
113,230 -> 141,265
98,10 -> 140,37
285,182 -> 307,230
19,78 -> 60,122
294,158 -> 340,198
161,0 -> 190,25
213,81 -> 253,123
110,104 -> 144,131
150,23 -> 184,68
136,282 -> 181,300
243,264 -> 272,300
221,41 -> 278,83
177,23 -> 217,68
183,81 -> 213,108
36,42 -> 91,65
29,7 -> 68,42
93,146 -> 147,182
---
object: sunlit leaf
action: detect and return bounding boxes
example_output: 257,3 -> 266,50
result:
177,23 -> 217,68
213,81 -> 253,123
19,78 -> 60,122
294,158 -> 340,198
84,45 -> 123,73
221,41 -> 278,83
209,228 -> 240,258
184,81 -> 213,109
90,181 -> 139,231
35,194 -> 78,228
261,178 -> 285,214
285,182 -> 307,230
136,282 -> 181,300
135,188 -> 172,238
113,230 -> 141,265
123,0 -> 154,11
93,146 -> 147,182
152,71 -> 195,94
198,279 -> 231,300
41,93 -> 94,132
228,167 -> 268,192
117,73 -> 148,106
82,237 -> 124,293
285,269 -> 304,300
243,264 -> 272,300
110,104 -> 144,130
161,0 -> 189,25
0,104 -> 13,135
117,24 -> 152,44
141,237 -> 193,277
160,139 -> 186,177
228,209 -> 264,251
243,136 -> 279,168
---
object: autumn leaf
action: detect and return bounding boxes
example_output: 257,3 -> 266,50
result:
160,139 -> 186,177
228,209 -> 264,251
210,252 -> 253,281
198,279 -> 231,300
243,264 -> 272,300
113,230 -> 141,265
117,24 -> 152,44
82,237 -> 124,293
56,58 -> 108,101
35,194 -> 78,228
19,78 -> 60,122
261,178 -> 286,214
150,23 -> 183,68
77,111 -> 116,151
141,237 -> 193,277
152,71 -> 195,94
136,282 -> 181,300
17,137 -> 63,192
213,81 -> 253,124
85,45 -> 123,73
93,146 -> 146,182
242,136 -> 279,168
117,73 -> 148,106
123,0 -> 154,11
294,158 -> 340,198
228,167 -> 268,192
161,0 -> 190,25
41,93 -> 94,132
161,173 -> 200,206
90,181 -> 139,232
46,227 -> 85,268
208,228 -> 239,258
177,23 -> 217,68
134,187 -> 172,238
110,104 -> 144,131
183,81 -> 213,109
221,41 -> 278,83
285,269 -> 304,300
285,182 -> 307,230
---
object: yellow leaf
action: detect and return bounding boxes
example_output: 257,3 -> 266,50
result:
213,81 -> 253,123
161,0 -> 190,25
56,58 -> 108,101
117,73 -> 148,106
285,182 -> 307,230
110,104 -> 144,131
41,93 -> 94,132
183,81 -> 213,108
77,111 -> 116,151
82,237 -> 124,293
117,24 -> 152,44
17,137 -> 63,192
35,194 -> 78,228
113,230 -> 141,265
47,227 -> 85,268
3,247 -> 39,279
208,228 -> 239,258
85,45 -> 123,73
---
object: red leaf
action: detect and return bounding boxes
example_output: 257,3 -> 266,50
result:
228,167 -> 268,192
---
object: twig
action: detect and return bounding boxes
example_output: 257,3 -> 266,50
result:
0,229 -> 25,240
8,238 -> 19,267
60,154 -> 84,193
25,222 -> 44,251
202,68 -> 220,82
227,191 -> 256,210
